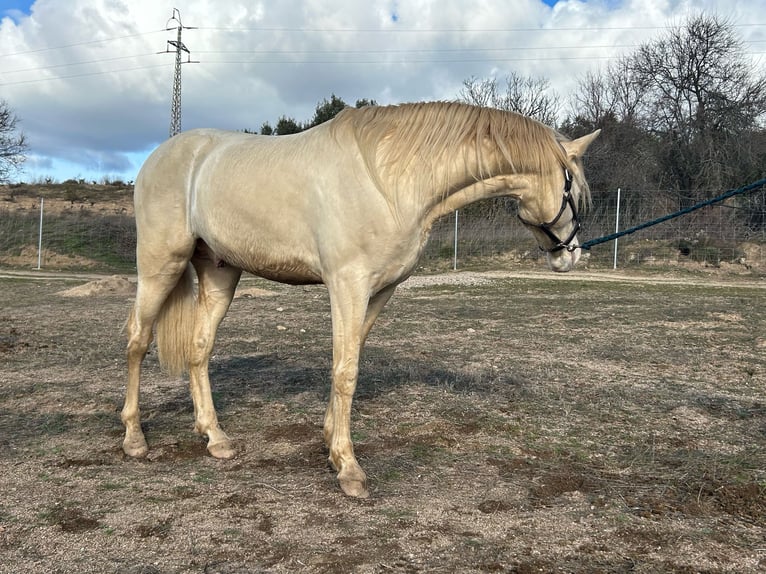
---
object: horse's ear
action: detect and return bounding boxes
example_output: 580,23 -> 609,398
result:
562,129 -> 600,159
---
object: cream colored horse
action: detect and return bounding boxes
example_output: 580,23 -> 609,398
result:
122,102 -> 599,498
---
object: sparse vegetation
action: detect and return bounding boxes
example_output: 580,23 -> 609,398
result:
0,272 -> 763,572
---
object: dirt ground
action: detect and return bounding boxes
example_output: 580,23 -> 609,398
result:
0,269 -> 764,573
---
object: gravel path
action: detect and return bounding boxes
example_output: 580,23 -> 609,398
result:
1,266 -> 764,290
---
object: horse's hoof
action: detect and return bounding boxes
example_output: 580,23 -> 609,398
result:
339,477 -> 369,498
123,436 -> 148,458
208,440 -> 236,460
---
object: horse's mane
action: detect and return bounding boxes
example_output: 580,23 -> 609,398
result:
331,101 -> 589,208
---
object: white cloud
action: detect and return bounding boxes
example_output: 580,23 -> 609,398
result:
0,0 -> 763,182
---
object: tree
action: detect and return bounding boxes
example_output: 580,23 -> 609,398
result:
307,94 -> 347,128
630,14 -> 766,196
354,98 -> 377,109
569,15 -> 766,200
307,94 -> 378,129
275,116 -> 302,135
565,58 -> 658,194
572,57 -> 642,128
0,100 -> 27,183
253,94 -> 378,136
459,72 -> 561,126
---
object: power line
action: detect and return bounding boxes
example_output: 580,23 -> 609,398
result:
2,21 -> 763,61
1,53 -> 158,75
0,62 -> 172,86
196,44 -> 643,55
194,23 -> 766,33
4,41 -> 764,79
1,48 -> 763,88
0,29 -> 166,59
206,54 -> 618,65
1,21 -> 764,89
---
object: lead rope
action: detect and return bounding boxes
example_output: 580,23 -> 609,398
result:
578,177 -> 766,251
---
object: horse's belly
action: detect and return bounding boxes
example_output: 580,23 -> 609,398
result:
248,262 -> 323,285
194,239 -> 323,285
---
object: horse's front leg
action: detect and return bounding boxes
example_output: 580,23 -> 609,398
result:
324,281 -> 381,498
324,283 -> 396,445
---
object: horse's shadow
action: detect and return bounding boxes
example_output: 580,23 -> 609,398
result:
203,345 -> 529,413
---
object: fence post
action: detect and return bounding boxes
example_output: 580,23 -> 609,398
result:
613,188 -> 621,270
453,210 -> 459,270
36,197 -> 44,270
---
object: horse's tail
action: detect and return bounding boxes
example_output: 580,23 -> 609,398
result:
155,264 -> 197,377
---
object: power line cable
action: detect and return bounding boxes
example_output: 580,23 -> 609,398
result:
4,41 -> 764,78
2,48 -> 764,87
4,21 -> 763,60
194,23 -> 766,33
2,18 -> 764,88
1,53 -> 159,75
0,29 -> 166,59
0,62 -> 172,86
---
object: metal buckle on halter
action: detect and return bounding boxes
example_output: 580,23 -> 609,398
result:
517,169 -> 581,253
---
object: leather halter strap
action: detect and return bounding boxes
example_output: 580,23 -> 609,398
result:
517,169 -> 581,253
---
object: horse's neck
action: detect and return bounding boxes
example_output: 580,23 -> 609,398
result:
408,150 -> 530,229
428,174 -> 531,226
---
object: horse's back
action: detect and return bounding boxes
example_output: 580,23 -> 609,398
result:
136,129 -> 250,191
132,123 -> 409,286
134,129 -> 280,229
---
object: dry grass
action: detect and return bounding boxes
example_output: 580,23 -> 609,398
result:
0,270 -> 764,573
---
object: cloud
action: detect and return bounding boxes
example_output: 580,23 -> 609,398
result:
0,0 -> 763,182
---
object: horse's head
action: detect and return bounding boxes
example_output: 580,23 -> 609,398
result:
517,130 -> 600,273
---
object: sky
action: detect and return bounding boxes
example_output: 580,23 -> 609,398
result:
0,0 -> 764,183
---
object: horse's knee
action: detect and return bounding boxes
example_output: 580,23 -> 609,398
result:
332,364 -> 359,397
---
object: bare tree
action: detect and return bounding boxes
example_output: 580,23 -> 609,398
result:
569,13 -> 766,206
0,100 -> 27,183
460,72 -> 561,126
630,14 -> 766,195
567,56 -> 658,195
574,57 -> 642,127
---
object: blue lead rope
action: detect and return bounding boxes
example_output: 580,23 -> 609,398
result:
578,176 -> 766,251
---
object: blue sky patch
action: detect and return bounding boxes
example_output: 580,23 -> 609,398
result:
1,0 -> 34,17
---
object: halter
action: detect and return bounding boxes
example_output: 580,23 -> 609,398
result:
517,169 -> 581,253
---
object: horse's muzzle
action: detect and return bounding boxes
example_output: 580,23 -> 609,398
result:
547,245 -> 580,272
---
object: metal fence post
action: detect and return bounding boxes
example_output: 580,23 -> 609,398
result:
613,188 -> 621,270
36,197 -> 44,270
453,209 -> 459,270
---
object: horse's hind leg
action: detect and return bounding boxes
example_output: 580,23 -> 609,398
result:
189,247 -> 242,459
123,259 -> 191,457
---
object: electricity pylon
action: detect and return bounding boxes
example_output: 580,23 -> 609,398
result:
162,8 -> 197,137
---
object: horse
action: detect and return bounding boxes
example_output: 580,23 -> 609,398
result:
121,101 -> 599,498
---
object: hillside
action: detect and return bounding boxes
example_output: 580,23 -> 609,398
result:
1,181 -> 134,216
0,182 -> 136,271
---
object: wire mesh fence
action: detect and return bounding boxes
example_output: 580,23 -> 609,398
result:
0,206 -> 136,271
1,186 -> 765,273
420,186 -> 766,270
